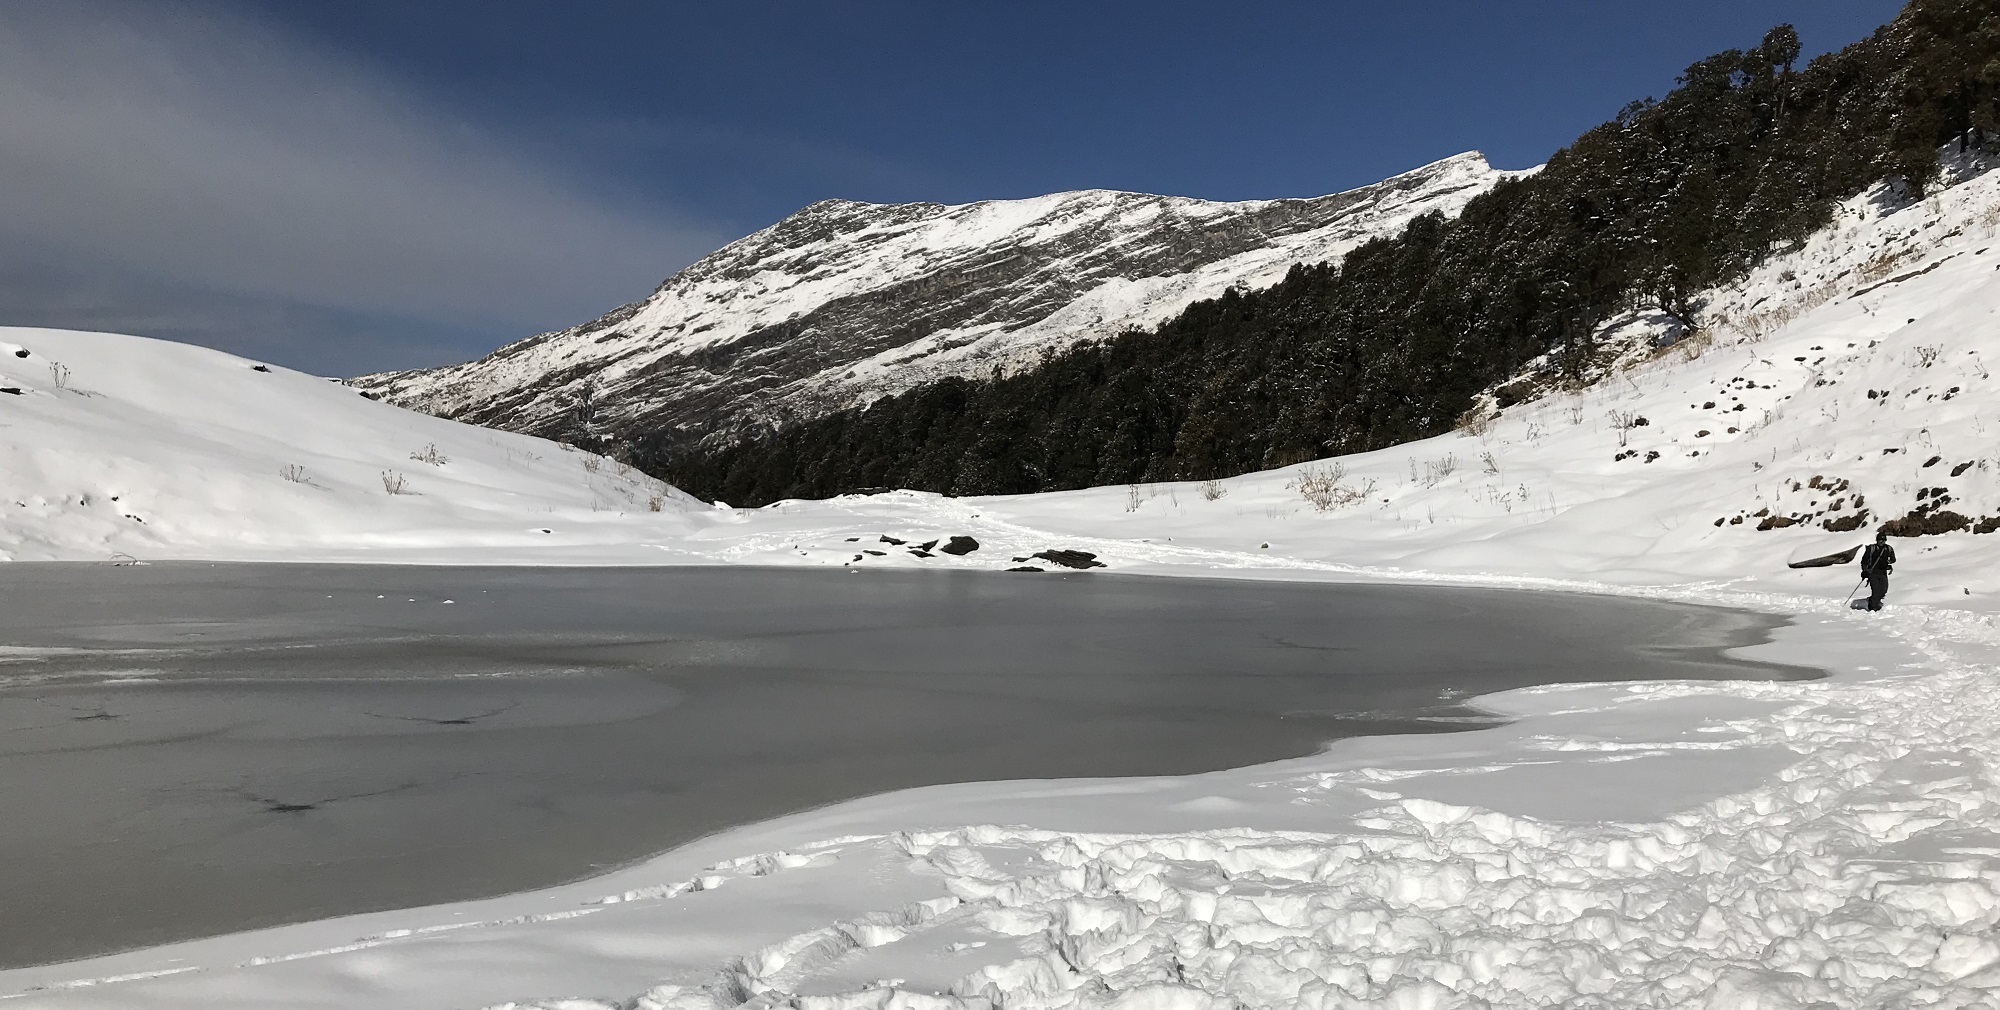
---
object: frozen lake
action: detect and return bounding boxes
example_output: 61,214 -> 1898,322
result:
0,564 -> 1811,967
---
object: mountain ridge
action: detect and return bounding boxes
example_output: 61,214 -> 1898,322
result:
352,152 -> 1519,444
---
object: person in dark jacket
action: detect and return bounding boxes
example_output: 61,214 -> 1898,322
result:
1859,531 -> 1897,611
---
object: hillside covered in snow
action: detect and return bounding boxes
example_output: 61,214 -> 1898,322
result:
11,154 -> 2000,587
350,153 -> 1512,444
0,327 -> 704,564
641,13 -> 1993,508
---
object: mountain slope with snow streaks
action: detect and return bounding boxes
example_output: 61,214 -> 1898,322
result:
353,153 -> 1514,443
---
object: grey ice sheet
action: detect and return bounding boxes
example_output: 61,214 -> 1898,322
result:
0,564 -> 1810,967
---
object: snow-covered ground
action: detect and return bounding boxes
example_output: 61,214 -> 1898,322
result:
6,163 -> 2000,1008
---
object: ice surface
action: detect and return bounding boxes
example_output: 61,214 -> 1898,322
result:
1,568 -> 1778,967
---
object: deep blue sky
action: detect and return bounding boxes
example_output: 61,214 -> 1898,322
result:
0,1 -> 1901,375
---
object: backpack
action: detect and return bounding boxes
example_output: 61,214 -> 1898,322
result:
1861,542 -> 1893,573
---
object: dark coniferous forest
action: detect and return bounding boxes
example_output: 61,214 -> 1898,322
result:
634,0 -> 2000,506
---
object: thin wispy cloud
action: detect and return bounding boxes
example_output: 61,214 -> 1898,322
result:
0,2 -> 721,373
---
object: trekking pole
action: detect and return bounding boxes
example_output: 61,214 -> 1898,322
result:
1843,576 -> 1866,607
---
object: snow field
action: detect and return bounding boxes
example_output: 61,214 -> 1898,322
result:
912,621 -> 2000,1009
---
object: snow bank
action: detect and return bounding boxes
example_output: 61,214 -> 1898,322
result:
7,163 -> 2000,1009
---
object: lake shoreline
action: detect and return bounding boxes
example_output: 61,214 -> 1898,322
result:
0,564 -> 1812,969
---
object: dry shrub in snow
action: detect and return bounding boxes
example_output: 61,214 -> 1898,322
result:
1457,405 -> 1494,436
1718,303 -> 1808,343
279,464 -> 309,483
1289,463 -> 1373,512
646,495 -> 665,512
1855,247 -> 1918,286
1674,325 -> 1715,361
1200,479 -> 1227,501
1419,454 -> 1458,488
1880,510 -> 1971,536
381,470 -> 411,495
410,443 -> 450,465
1610,409 -> 1640,446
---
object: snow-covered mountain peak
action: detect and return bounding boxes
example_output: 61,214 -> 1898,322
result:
731,150 -> 1499,258
354,152 -> 1515,445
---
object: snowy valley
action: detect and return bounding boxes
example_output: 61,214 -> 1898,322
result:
6,155 -> 2000,1010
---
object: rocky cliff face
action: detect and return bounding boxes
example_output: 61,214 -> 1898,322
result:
353,152 -> 1517,444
